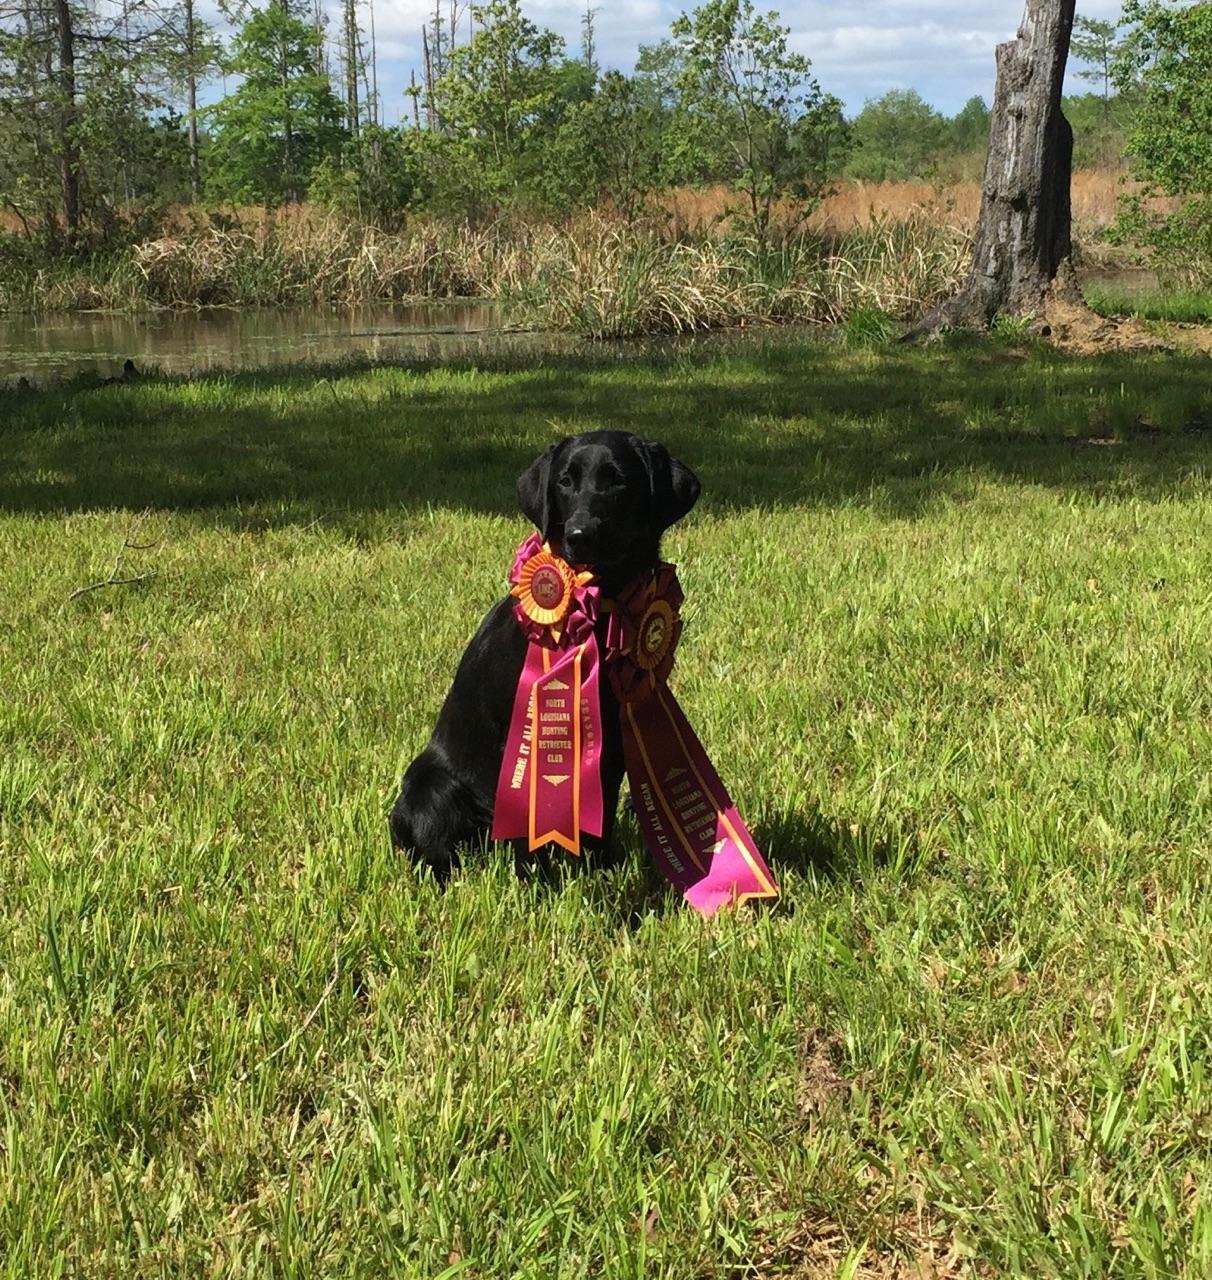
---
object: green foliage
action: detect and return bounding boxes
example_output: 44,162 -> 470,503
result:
0,0 -> 1170,275
310,125 -> 429,225
0,0 -> 199,248
1062,92 -> 1130,170
988,310 -> 1036,342
1085,280 -> 1212,322
1115,0 -> 1212,197
1066,16 -> 1130,170
668,0 -> 843,242
545,72 -> 665,220
632,39 -> 719,187
844,90 -> 948,183
427,0 -> 566,215
841,305 -> 898,348
205,0 -> 346,206
1111,0 -> 1212,287
1071,15 -> 1123,104
948,95 -> 991,156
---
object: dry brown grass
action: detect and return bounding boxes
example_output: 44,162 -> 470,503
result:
663,168 -> 1163,238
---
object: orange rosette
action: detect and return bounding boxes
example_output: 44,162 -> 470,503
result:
508,535 -> 597,647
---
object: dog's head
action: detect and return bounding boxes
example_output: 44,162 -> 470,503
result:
516,431 -> 700,579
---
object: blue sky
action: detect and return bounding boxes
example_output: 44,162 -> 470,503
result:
203,0 -> 1126,123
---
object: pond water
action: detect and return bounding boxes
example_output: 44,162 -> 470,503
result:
0,300 -> 573,386
0,269 -> 1167,387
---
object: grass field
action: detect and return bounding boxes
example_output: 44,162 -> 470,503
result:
4,336 -> 1212,1277
1085,283 -> 1212,325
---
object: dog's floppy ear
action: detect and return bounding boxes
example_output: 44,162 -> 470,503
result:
640,439 -> 701,534
516,439 -> 566,536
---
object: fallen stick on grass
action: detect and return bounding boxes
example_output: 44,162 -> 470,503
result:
67,511 -> 167,601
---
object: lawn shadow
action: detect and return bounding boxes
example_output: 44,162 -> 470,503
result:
3,339 -> 1212,528
755,807 -> 844,888
516,801 -> 856,924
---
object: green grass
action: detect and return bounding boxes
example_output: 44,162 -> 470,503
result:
3,336 -> 1212,1277
1084,283 -> 1212,324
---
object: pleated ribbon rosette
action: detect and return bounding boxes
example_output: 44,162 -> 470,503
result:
493,533 -> 778,916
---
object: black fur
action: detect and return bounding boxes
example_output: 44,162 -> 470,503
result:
390,431 -> 700,879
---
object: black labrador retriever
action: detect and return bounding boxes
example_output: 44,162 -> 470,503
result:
390,431 -> 700,879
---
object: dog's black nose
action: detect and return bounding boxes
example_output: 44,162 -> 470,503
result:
564,524 -> 594,560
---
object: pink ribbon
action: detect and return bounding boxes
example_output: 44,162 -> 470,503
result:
493,535 -> 604,854
618,686 -> 778,915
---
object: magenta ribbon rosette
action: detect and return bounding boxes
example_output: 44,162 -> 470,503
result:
493,534 -> 779,915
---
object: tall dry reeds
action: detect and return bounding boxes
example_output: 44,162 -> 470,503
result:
129,213 -> 511,307
0,197 -> 981,332
498,213 -> 969,338
3,207 -> 972,334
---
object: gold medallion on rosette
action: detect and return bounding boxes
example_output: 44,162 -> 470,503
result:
633,597 -> 677,673
605,563 -> 684,700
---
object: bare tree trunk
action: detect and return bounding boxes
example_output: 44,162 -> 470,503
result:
185,0 -> 200,200
275,0 -> 295,201
581,2 -> 596,74
421,23 -> 434,129
912,0 -> 1081,334
343,0 -> 359,137
20,0 -> 57,241
310,0 -> 327,77
55,0 -> 80,239
368,0 -> 379,126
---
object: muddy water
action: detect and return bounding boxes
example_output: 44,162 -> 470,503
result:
0,300 -> 573,385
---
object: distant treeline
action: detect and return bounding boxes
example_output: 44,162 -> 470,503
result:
0,0 -> 1134,252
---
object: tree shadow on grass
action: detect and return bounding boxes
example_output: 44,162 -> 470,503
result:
3,339 -> 1212,528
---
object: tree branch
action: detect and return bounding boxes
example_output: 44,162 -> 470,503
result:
67,511 -> 166,600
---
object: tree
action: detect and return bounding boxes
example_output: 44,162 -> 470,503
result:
206,0 -> 345,204
844,89 -> 947,182
54,0 -> 79,235
427,0 -> 564,214
310,122 -> 427,223
912,0 -> 1081,333
1,0 -> 195,244
669,0 -> 840,245
1062,90 -> 1128,168
161,0 -> 221,199
1111,0 -> 1212,287
547,70 -> 663,219
949,95 -> 992,156
342,0 -> 361,137
1114,0 -> 1212,197
633,37 -> 716,186
1070,15 -> 1120,113
579,1 -> 596,75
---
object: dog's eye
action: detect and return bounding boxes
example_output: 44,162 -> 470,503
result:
557,475 -> 575,491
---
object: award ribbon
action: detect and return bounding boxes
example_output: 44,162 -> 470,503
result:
493,535 -> 778,915
492,538 -> 604,854
606,567 -> 778,915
